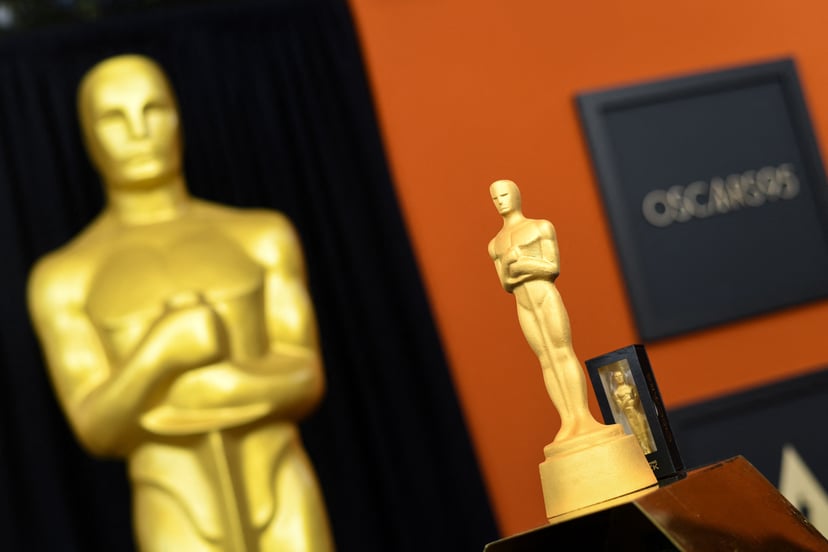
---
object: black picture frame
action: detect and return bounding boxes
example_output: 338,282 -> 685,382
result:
668,367 -> 828,493
577,58 -> 828,340
586,345 -> 684,481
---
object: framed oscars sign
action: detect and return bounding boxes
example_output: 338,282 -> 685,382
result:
577,58 -> 828,340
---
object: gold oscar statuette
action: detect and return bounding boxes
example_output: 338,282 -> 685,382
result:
27,54 -> 334,551
488,179 -> 656,522
610,368 -> 656,455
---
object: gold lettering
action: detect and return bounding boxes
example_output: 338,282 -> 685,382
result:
709,177 -> 731,214
641,163 -> 799,227
642,190 -> 673,227
684,181 -> 709,217
725,175 -> 746,209
777,163 -> 801,199
742,169 -> 766,207
756,166 -> 779,200
667,185 -> 691,222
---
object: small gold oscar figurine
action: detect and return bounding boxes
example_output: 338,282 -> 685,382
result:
611,369 -> 655,455
488,179 -> 656,522
27,55 -> 334,551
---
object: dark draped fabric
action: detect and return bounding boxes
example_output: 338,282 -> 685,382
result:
0,1 -> 499,550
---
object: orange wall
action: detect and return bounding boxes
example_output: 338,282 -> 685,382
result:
349,0 -> 828,536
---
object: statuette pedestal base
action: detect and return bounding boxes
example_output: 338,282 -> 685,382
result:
540,424 -> 657,522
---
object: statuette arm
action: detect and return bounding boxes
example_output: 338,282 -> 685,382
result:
244,219 -> 325,415
507,255 -> 559,280
152,214 -> 325,419
28,260 -> 225,455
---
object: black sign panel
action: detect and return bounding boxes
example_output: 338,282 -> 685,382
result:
668,368 -> 828,528
578,59 -> 828,340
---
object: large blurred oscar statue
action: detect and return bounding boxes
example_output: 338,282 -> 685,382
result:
488,179 -> 655,522
27,55 -> 334,551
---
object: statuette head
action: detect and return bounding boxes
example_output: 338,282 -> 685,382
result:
78,54 -> 182,189
490,179 -> 521,216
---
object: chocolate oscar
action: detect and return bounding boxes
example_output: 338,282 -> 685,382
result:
487,179 -> 656,521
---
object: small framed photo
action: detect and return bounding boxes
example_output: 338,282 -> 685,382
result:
586,345 -> 684,480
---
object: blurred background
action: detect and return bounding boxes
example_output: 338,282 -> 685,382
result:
1,0 -> 827,549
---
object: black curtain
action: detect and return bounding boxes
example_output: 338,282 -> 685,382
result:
0,1 -> 499,550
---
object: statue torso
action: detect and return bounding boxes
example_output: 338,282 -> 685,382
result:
59,203 -> 306,540
490,218 -> 545,261
87,220 -> 266,361
73,204 -> 279,434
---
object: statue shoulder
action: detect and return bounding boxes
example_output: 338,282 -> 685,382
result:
531,218 -> 556,238
194,200 -> 292,229
189,200 -> 305,272
213,205 -> 305,273
487,237 -> 498,260
240,208 -> 300,246
27,214 -> 116,317
244,207 -> 297,232
28,248 -> 90,318
254,211 -> 305,273
538,218 -> 555,232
